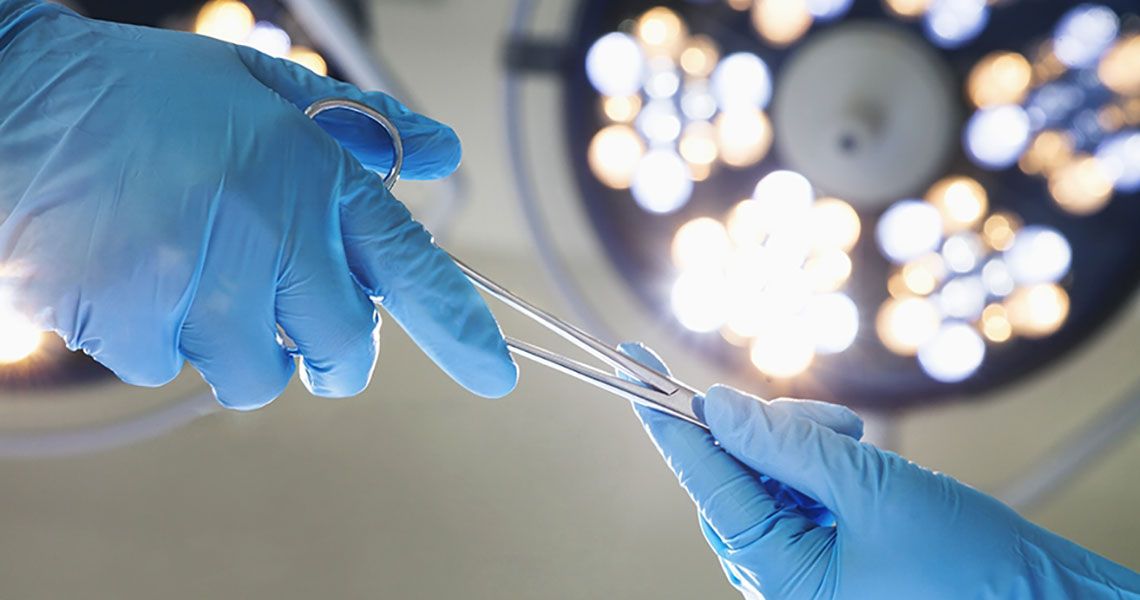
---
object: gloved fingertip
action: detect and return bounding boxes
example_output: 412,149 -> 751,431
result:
703,384 -> 772,440
456,340 -> 519,399
213,369 -> 292,411
769,398 -> 865,441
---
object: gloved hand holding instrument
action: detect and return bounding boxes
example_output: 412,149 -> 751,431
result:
618,342 -> 1140,599
0,0 -> 517,408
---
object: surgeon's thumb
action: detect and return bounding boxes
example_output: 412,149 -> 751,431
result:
703,385 -> 869,519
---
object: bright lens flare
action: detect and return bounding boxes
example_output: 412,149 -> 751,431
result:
195,0 -> 254,44
804,250 -> 852,292
672,270 -> 728,332
602,95 -> 642,123
982,212 -> 1020,251
715,110 -> 773,168
0,308 -> 42,365
288,47 -> 328,76
1049,154 -> 1114,215
672,218 -> 731,271
727,200 -> 767,246
1006,283 -> 1070,338
900,254 -> 946,296
680,35 -> 720,78
926,176 -> 988,233
752,0 -> 813,47
588,125 -> 645,190
917,322 -> 985,383
982,304 -> 1013,343
883,0 -> 930,19
750,323 -> 815,378
966,51 -> 1032,108
679,122 -> 719,167
636,7 -> 687,57
1020,131 -> 1075,176
809,198 -> 861,253
1099,35 -> 1140,97
876,297 -> 940,356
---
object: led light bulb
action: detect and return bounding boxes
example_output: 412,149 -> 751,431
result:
588,125 -> 645,189
0,307 -> 42,365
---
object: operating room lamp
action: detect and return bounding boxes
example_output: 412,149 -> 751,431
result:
502,0 -> 1140,508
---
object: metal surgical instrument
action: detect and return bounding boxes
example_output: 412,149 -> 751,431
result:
305,97 -> 707,428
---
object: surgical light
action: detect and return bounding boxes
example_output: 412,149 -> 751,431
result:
1005,226 -> 1072,285
631,150 -> 692,213
286,46 -> 328,76
806,0 -> 854,22
981,258 -> 1016,297
715,109 -> 773,167
883,0 -> 930,19
923,0 -> 988,49
981,304 -> 1013,343
876,200 -> 943,264
926,176 -> 988,233
876,297 -> 941,356
1051,4 -> 1119,68
194,0 -> 254,44
680,83 -> 718,121
672,218 -> 731,271
1006,283 -> 1070,338
901,254 -> 946,296
602,95 -> 642,123
246,22 -> 292,58
804,293 -> 859,354
644,60 -> 681,99
1048,154 -> 1114,215
1020,130 -> 1075,176
636,6 -> 688,58
726,199 -> 767,246
917,322 -> 986,382
671,270 -> 728,332
809,198 -> 861,253
519,0 -> 1140,407
751,0 -> 813,47
941,232 -> 984,274
1098,36 -> 1140,97
0,307 -> 42,365
678,122 -> 719,168
803,250 -> 853,292
586,33 -> 644,97
679,35 -> 720,78
966,51 -> 1032,109
939,276 -> 987,320
711,53 -> 773,112
636,99 -> 682,144
965,105 -> 1031,170
588,125 -> 644,189
749,321 -> 815,378
1096,132 -> 1140,193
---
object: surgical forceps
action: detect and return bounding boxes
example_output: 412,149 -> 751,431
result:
306,98 -> 707,428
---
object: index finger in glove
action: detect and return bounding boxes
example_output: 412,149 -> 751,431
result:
235,45 -> 461,180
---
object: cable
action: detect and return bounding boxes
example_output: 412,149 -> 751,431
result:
503,0 -> 612,338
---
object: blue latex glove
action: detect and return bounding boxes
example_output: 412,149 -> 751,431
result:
0,1 -> 517,408
617,343 -> 1140,599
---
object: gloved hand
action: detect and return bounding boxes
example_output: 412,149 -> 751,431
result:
617,342 -> 1140,599
0,1 -> 517,408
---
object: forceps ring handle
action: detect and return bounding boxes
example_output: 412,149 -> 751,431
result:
304,98 -> 404,191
